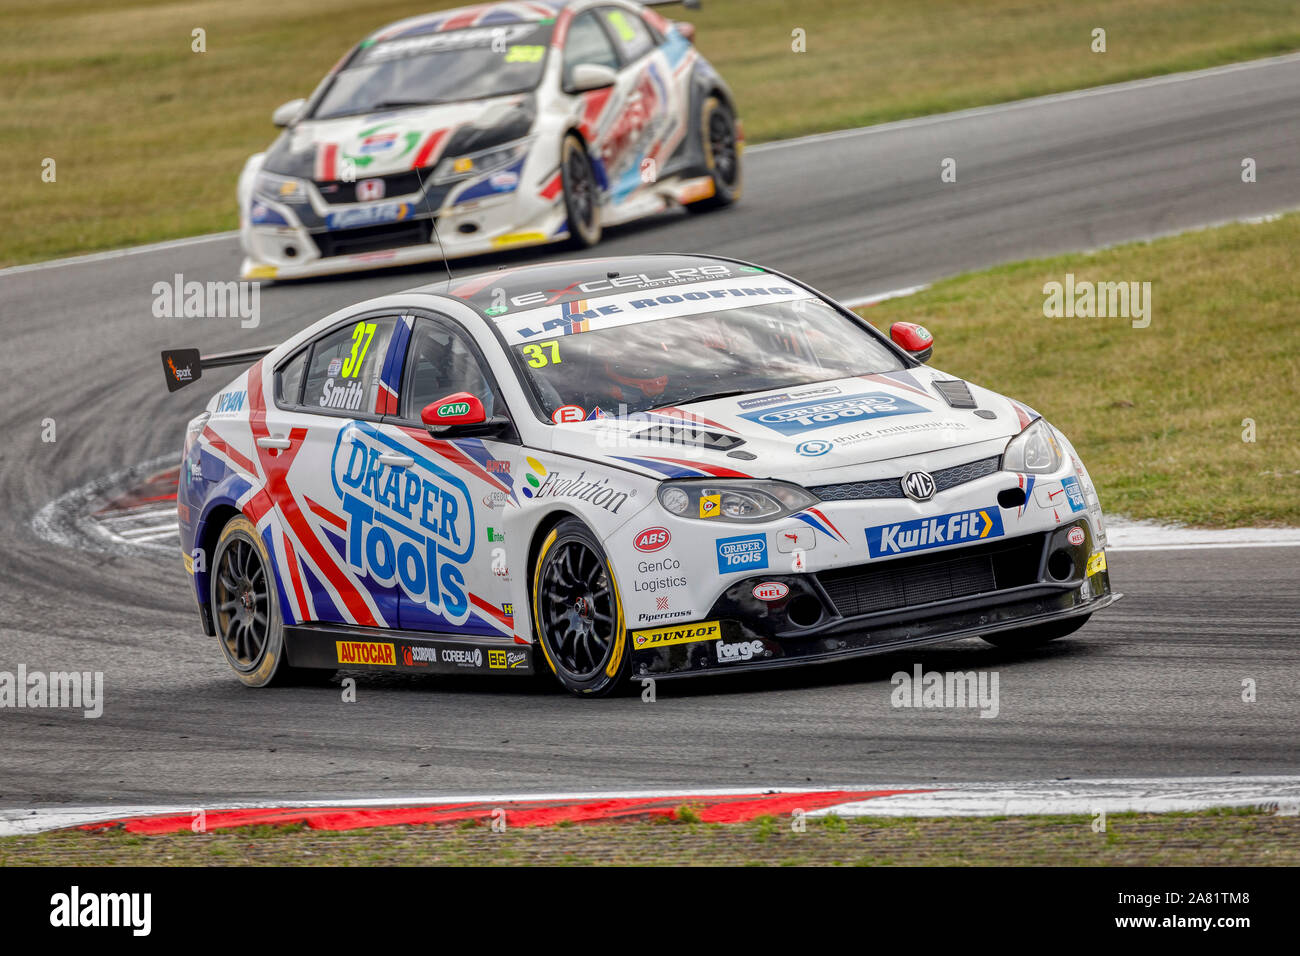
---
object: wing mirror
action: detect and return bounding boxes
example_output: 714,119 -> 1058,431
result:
890,322 -> 934,363
420,392 -> 511,437
271,98 -> 306,128
569,64 -> 617,93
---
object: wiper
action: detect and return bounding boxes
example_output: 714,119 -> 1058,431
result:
369,98 -> 441,110
674,388 -> 752,407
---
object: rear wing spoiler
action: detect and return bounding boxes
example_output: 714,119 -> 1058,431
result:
161,345 -> 275,393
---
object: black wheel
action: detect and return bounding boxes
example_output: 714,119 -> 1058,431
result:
531,518 -> 629,697
561,133 -> 602,248
981,614 -> 1090,649
211,515 -> 327,687
688,94 -> 742,211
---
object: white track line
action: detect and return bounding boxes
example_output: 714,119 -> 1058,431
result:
4,777 -> 1296,835
811,777 -> 1300,818
840,284 -> 929,309
0,231 -> 239,278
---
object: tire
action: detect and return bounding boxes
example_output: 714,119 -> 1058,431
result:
210,515 -> 326,687
980,614 -> 1090,649
561,133 -> 602,248
530,518 -> 630,697
688,94 -> 742,211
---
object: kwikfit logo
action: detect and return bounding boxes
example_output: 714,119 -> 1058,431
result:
866,507 -> 1004,557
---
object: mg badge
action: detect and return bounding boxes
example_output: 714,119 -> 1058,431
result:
902,471 -> 936,502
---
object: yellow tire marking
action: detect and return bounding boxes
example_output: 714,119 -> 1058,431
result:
532,529 -> 559,675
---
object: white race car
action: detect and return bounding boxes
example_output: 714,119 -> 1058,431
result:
236,0 -> 740,281
166,254 -> 1119,697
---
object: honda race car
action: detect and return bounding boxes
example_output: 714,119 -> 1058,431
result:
165,254 -> 1119,697
237,0 -> 740,280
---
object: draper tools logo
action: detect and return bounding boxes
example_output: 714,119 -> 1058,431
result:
716,533 -> 768,573
866,507 -> 1004,557
332,423 -> 474,624
740,392 -> 925,435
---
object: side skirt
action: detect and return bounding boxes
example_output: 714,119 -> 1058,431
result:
283,622 -> 534,677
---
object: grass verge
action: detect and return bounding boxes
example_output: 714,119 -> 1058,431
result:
0,808 -> 1291,866
3,0 -> 1299,265
861,213 -> 1300,527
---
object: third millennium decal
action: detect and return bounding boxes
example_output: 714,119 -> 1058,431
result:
866,508 -> 1004,557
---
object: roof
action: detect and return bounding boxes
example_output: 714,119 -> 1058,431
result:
410,253 -> 769,314
366,2 -> 572,44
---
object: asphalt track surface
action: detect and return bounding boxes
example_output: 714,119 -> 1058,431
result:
3,57 -> 1299,807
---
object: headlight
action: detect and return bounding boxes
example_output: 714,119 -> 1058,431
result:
656,480 -> 820,523
1002,418 -> 1064,474
254,172 -> 309,204
432,137 -> 532,185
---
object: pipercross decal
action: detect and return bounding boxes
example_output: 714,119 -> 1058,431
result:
740,392 -> 926,435
866,508 -> 1004,557
331,423 -> 474,624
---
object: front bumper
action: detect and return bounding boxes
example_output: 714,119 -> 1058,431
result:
629,522 -> 1119,680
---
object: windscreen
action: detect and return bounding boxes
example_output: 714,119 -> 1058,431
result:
312,23 -> 553,119
510,296 -> 905,419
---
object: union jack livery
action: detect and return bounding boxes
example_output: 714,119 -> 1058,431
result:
237,0 -> 740,281
168,254 -> 1119,697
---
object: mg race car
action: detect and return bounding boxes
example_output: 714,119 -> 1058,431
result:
237,0 -> 740,281
164,254 -> 1119,697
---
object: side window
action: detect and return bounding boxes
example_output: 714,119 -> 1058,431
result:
601,7 -> 654,62
563,11 -> 620,88
275,348 -> 308,406
301,316 -> 398,415
401,319 -> 498,421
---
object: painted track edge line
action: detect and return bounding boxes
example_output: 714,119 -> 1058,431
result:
5,776 -> 1299,835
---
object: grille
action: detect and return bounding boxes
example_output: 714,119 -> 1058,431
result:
312,219 -> 434,258
809,455 -> 1000,501
316,170 -> 428,204
817,534 -> 1043,617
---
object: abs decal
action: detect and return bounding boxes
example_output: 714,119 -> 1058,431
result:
739,392 -> 926,435
331,422 -> 474,625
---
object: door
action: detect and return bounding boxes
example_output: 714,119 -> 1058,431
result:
593,5 -> 674,204
375,315 -> 521,641
260,311 -> 404,630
